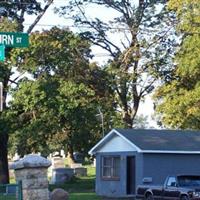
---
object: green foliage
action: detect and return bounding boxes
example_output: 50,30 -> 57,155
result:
0,1 -> 47,31
11,27 -> 91,77
8,27 -> 116,157
168,0 -> 200,34
0,0 -> 42,18
10,80 -> 99,156
57,0 -> 177,128
0,0 -> 55,184
0,18 -> 18,32
154,0 -> 200,129
133,114 -> 152,129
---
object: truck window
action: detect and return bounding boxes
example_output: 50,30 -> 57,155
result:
177,176 -> 200,187
167,177 -> 176,187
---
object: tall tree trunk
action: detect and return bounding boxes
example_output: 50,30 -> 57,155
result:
0,133 -> 9,183
122,94 -> 140,129
123,111 -> 133,128
0,75 -> 10,183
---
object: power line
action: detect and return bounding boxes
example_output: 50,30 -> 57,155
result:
0,0 -> 67,5
92,53 -> 112,57
23,23 -> 131,31
0,2 -> 40,5
24,21 -> 172,34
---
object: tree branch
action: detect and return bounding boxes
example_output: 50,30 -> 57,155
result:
75,0 -> 121,55
140,78 -> 156,97
27,0 -> 54,34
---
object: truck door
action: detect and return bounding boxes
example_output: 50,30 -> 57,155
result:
163,176 -> 180,200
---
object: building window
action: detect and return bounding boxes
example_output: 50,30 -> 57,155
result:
101,156 -> 120,180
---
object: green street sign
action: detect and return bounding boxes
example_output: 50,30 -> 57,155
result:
0,45 -> 5,61
0,32 -> 29,47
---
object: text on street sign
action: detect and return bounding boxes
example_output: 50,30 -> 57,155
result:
0,32 -> 29,47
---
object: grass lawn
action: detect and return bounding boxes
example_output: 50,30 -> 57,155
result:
0,195 -> 16,200
70,192 -> 101,200
49,166 -> 102,200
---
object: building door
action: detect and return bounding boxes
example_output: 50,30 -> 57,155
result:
127,156 -> 136,195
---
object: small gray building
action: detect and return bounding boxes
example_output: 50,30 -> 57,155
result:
89,129 -> 200,198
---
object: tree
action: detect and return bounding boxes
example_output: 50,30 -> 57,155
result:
154,0 -> 200,129
0,0 -> 53,32
8,27 -> 116,161
0,0 -> 53,183
132,114 -> 153,129
9,79 -> 101,159
57,0 -> 177,128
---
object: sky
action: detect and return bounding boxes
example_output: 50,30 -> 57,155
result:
23,0 -> 158,128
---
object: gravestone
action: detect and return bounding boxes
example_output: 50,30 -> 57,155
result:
49,156 -> 66,180
70,163 -> 82,168
60,150 -> 66,158
50,188 -> 69,200
51,157 -> 65,168
73,167 -> 87,177
93,158 -> 96,167
51,168 -> 74,184
11,154 -> 51,200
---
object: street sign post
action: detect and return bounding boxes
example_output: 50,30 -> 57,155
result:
0,45 -> 5,61
0,32 -> 29,47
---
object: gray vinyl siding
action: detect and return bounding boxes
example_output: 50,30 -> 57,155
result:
142,153 -> 200,185
95,152 -> 200,198
95,151 -> 141,197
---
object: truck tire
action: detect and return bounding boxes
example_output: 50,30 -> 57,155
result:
146,194 -> 154,200
181,195 -> 189,200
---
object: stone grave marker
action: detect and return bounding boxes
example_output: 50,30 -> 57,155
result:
51,168 -> 74,184
11,154 -> 51,200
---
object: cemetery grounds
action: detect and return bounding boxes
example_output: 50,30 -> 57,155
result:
7,163 -> 102,200
50,165 -> 101,200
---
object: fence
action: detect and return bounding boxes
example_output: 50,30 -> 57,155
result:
0,181 -> 22,200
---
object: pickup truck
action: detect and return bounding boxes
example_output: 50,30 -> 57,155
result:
137,175 -> 200,200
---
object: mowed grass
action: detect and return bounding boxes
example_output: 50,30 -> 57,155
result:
70,192 -> 101,200
0,195 -> 16,200
49,166 -> 102,200
0,185 -> 18,200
